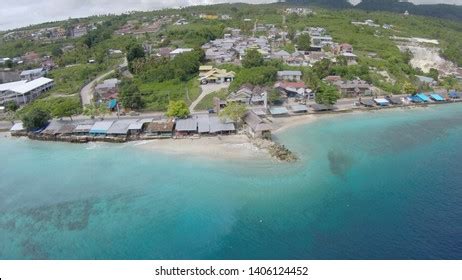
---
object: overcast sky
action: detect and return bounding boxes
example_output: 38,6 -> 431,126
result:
1,0 -> 461,31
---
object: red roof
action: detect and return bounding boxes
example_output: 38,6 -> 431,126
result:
277,81 -> 306,89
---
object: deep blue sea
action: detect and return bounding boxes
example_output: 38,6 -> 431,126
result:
1,104 -> 462,260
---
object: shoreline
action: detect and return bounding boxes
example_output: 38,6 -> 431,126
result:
134,134 -> 271,161
3,102 -> 460,161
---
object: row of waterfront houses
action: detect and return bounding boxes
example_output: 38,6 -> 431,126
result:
10,114 -> 239,142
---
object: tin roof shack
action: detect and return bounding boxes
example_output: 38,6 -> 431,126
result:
386,96 -> 403,105
41,120 -> 66,140
374,98 -> 390,106
106,119 -> 136,139
449,92 -> 460,99
175,117 -> 198,136
430,93 -> 445,102
128,118 -> 153,135
10,122 -> 25,136
209,116 -> 235,134
244,111 -> 271,139
73,124 -> 93,135
310,104 -> 334,112
145,120 -> 174,138
95,79 -> 120,101
360,99 -> 375,107
89,121 -> 114,136
197,114 -> 211,134
269,106 -> 289,117
57,123 -> 77,136
290,104 -> 308,114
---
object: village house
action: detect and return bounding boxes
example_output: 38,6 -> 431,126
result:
332,79 -> 372,97
95,78 -> 120,101
22,52 -> 40,64
416,75 -> 437,86
198,68 -> 235,84
335,43 -> 353,54
202,35 -> 272,64
174,18 -> 189,25
275,81 -> 311,98
20,67 -> 47,81
145,120 -> 174,138
285,8 -> 314,16
351,19 -> 380,28
221,14 -> 232,20
244,111 -> 271,139
228,85 -> 268,106
271,50 -> 291,62
277,70 -> 302,81
71,25 -> 88,38
339,52 -> 358,65
155,47 -> 173,58
169,48 -> 193,58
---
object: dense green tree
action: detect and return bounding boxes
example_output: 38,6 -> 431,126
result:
428,68 -> 439,81
119,81 -> 144,110
242,49 -> 264,68
230,66 -> 277,91
219,102 -> 247,125
83,103 -> 109,119
312,59 -> 334,79
52,98 -> 82,120
268,89 -> 283,105
5,101 -> 19,112
402,82 -> 418,95
166,100 -> 189,118
315,83 -> 341,106
51,46 -> 63,57
296,33 -> 311,51
127,44 -> 145,62
22,109 -> 51,131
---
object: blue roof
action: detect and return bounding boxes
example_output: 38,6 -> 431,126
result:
430,94 -> 444,101
107,99 -> 117,109
449,92 -> 460,98
90,121 -> 114,134
416,93 -> 430,102
409,96 -> 422,103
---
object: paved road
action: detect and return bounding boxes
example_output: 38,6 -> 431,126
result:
80,70 -> 115,107
79,58 -> 127,107
189,83 -> 230,112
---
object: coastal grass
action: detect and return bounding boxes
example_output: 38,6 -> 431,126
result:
194,89 -> 228,111
137,78 -> 200,111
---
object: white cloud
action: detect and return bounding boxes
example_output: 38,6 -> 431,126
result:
1,0 -> 460,30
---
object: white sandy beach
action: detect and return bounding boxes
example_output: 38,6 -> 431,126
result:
135,134 -> 270,161
0,131 -> 10,138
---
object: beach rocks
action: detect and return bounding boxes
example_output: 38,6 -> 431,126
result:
267,143 -> 298,162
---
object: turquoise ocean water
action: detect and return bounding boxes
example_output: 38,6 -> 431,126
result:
1,104 -> 462,259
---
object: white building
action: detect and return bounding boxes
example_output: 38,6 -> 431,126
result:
169,48 -> 194,58
0,77 -> 54,105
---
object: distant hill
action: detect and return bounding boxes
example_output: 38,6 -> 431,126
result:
283,0 -> 353,9
285,0 -> 462,21
356,0 -> 462,22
